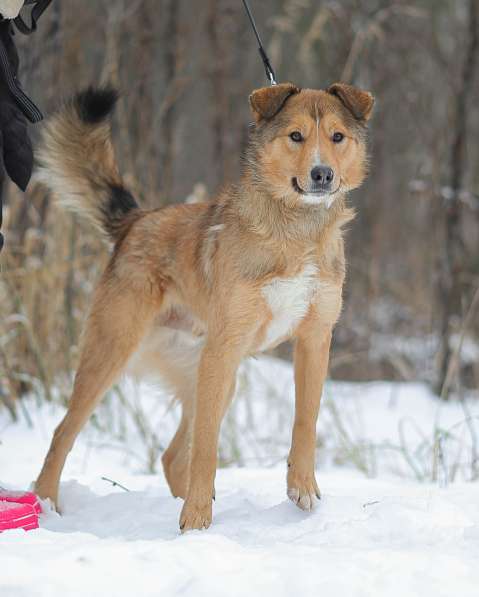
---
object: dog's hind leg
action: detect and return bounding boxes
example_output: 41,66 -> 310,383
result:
35,273 -> 161,509
162,391 -> 194,499
163,378 -> 236,500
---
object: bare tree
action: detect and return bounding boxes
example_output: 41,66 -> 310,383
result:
437,0 -> 479,398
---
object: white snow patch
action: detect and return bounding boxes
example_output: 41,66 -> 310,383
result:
1,356 -> 479,596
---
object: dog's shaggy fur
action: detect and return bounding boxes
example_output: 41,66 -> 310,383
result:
35,82 -> 374,531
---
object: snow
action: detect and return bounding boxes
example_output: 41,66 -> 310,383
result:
1,356 -> 479,597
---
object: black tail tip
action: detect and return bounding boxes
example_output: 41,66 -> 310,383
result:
74,86 -> 119,125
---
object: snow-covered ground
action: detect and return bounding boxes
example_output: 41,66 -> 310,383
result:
1,356 -> 479,597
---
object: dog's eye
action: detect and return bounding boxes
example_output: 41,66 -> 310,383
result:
289,131 -> 303,143
332,132 -> 344,143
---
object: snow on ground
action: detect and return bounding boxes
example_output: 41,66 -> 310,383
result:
1,356 -> 479,597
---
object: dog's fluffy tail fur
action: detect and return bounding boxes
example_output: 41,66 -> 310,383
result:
36,87 -> 139,243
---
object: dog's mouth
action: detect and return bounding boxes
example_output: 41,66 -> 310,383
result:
292,177 -> 307,195
291,177 -> 338,198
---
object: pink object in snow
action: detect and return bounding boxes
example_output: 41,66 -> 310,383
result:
0,490 -> 42,532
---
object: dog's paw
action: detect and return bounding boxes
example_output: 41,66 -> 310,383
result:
179,499 -> 212,533
287,472 -> 320,512
34,480 -> 59,512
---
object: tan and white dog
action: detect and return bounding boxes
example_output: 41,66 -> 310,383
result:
34,82 -> 374,531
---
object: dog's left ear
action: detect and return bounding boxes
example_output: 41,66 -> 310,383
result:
249,83 -> 300,122
327,83 -> 374,122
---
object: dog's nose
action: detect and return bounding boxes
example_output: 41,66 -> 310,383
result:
310,166 -> 334,185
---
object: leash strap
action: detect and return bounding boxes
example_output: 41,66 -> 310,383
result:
13,0 -> 52,35
241,0 -> 277,85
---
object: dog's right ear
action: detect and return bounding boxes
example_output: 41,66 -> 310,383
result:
249,83 -> 300,122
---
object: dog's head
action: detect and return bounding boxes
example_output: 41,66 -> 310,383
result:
247,82 -> 374,208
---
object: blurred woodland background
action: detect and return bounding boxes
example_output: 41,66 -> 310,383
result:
1,0 -> 478,414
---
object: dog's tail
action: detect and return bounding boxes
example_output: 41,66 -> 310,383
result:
36,87 -> 139,243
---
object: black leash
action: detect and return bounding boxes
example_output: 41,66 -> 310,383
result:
241,0 -> 277,85
13,0 -> 52,36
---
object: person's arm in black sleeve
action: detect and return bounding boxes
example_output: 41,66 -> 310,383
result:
0,0 -> 50,252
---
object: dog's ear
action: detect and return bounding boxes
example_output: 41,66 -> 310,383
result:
327,83 -> 374,122
249,83 -> 300,122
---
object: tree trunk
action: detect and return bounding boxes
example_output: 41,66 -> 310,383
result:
437,0 -> 479,399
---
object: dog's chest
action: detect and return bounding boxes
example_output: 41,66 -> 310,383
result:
260,264 -> 319,349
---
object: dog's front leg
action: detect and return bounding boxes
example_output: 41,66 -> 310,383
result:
179,340 -> 242,532
287,319 -> 333,511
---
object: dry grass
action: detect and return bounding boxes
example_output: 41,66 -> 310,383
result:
1,183 -> 107,406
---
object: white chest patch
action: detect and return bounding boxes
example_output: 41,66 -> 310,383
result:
260,264 -> 319,350
302,193 -> 337,209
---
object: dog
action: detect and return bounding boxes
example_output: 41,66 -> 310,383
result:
34,81 -> 374,531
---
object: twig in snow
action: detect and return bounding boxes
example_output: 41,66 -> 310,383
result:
101,477 -> 130,492
362,500 -> 380,508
